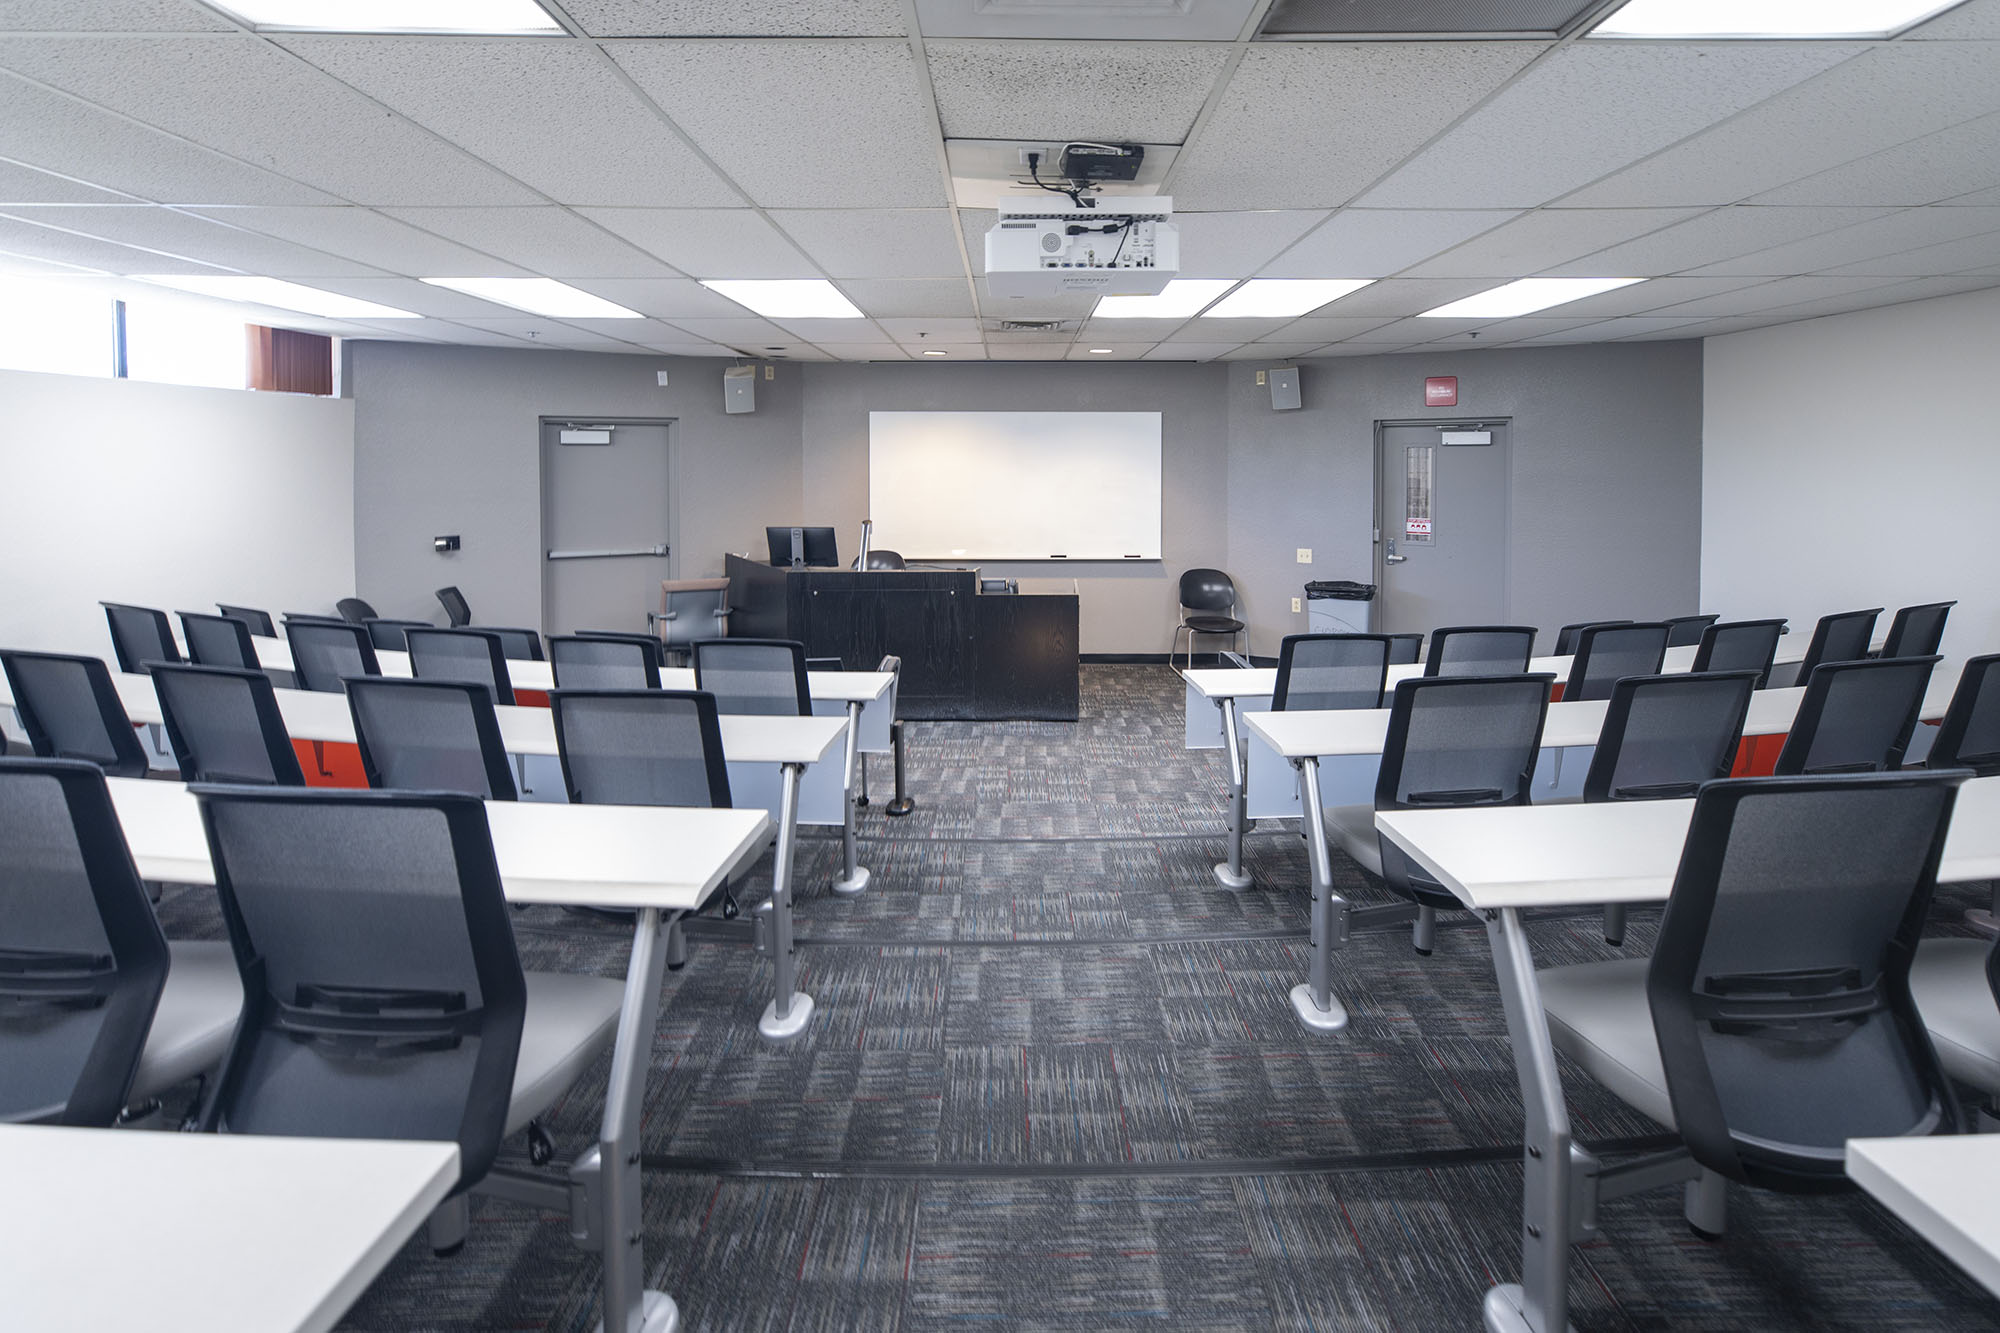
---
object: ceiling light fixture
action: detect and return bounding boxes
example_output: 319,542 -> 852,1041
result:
1088,348 -> 1114,354
1092,280 -> 1237,320
1201,279 -> 1374,318
200,0 -> 562,33
421,278 -> 641,319
133,275 -> 418,319
1589,0 -> 1969,39
699,280 -> 864,320
1417,278 -> 1645,319
921,349 -> 949,356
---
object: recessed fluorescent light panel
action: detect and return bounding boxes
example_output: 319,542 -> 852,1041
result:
699,280 -> 865,320
202,0 -> 562,33
134,275 -> 418,319
422,278 -> 641,319
1092,280 -> 1237,320
1202,279 -> 1374,318
1590,0 -> 1969,39
1418,278 -> 1645,319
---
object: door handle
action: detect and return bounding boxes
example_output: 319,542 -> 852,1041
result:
1384,554 -> 1407,564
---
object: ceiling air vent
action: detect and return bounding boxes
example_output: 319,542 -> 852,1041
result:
996,319 -> 1066,332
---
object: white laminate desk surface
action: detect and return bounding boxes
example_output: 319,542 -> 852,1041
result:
0,1124 -> 458,1333
657,667 -> 895,706
106,776 -> 771,911
1847,1134 -> 2000,1298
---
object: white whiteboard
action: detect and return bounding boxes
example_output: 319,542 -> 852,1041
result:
868,411 -> 1162,561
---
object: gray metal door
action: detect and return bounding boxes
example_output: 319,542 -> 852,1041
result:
540,420 -> 674,636
1374,420 -> 1510,636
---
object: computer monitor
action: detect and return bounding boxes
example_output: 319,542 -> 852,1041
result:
766,526 -> 839,569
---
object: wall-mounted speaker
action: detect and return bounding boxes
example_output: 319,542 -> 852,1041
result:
1268,365 -> 1301,411
724,364 -> 756,414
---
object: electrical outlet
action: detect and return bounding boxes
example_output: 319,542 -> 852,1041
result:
1291,596 -> 1302,614
1296,548 -> 1312,564
656,370 -> 670,386
763,364 -> 774,380
1255,370 -> 1267,386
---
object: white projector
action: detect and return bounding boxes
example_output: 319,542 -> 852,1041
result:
984,196 -> 1177,299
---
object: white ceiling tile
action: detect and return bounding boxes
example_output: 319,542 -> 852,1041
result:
878,316 -> 983,340
0,154 -> 134,202
1173,210 -> 1328,279
1359,43 -> 1867,210
633,340 -> 740,357
1907,0 -> 2000,37
653,315 -> 796,346
557,277 -> 750,318
772,209 -> 963,278
898,342 -> 985,360
925,40 -> 1226,143
0,211 -> 227,271
1178,315 -> 1296,340
610,41 -> 944,208
576,207 -> 818,279
1692,207 -> 2000,276
1258,315 -> 1401,341
0,203 -> 385,274
1337,317 -> 1461,342
1142,342 -> 1237,361
1542,205 -> 1893,277
1519,275 -> 1775,317
565,0 -> 906,37
1300,277 -> 1495,318
1310,341 -> 1421,357
838,277 -> 976,317
445,317 -> 647,350
1750,274 -> 2000,321
1260,210 -> 1520,279
1168,43 -> 1547,211
915,0 -> 1258,40
1823,228 -> 2000,276
825,342 -> 910,360
0,247 -> 103,274
1944,184 -> 2000,207
0,1 -> 232,30
1750,111 -> 2000,206
1401,208 -> 1705,278
1220,343 -> 1317,360
276,38 -> 742,209
381,207 -> 680,277
1078,317 -> 1192,340
1067,342 -> 1153,360
1512,316 -> 1708,344
262,276 -> 526,318
769,317 -> 890,343
961,208 -> 997,274
1457,316 -> 1615,344
985,344 -> 1070,359
0,38 -> 542,205
1562,44 -> 2000,208
1645,274 -> 1908,318
184,205 -> 529,276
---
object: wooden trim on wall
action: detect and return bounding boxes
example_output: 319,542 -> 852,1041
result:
248,325 -> 333,396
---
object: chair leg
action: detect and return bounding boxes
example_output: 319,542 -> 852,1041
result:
1684,1168 -> 1728,1240
1603,903 -> 1627,948
428,1194 -> 470,1257
1412,904 -> 1436,956
665,917 -> 688,971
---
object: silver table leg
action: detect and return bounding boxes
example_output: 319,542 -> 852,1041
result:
1287,755 -> 1350,1031
1214,696 -> 1253,891
759,761 -> 814,1041
832,701 -> 870,896
596,906 -> 680,1333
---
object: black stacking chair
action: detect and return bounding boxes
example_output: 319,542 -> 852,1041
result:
1586,671 -> 1758,946
1663,614 -> 1719,649
1554,620 -> 1632,656
551,689 -> 731,810
549,635 -> 661,690
436,585 -> 472,627
1691,619 -> 1787,688
805,656 -> 842,672
484,627 -> 545,662
101,602 -> 181,674
1539,772 -> 1963,1207
150,664 -> 304,786
178,611 -> 260,671
335,597 -> 378,624
216,604 -> 276,637
1793,607 -> 1883,683
1272,634 -> 1392,712
364,618 -> 434,653
1564,622 -> 1670,703
1385,634 -> 1422,667
1774,656 -> 1938,776
1324,674 -> 1553,955
284,620 -> 380,694
347,677 -> 516,800
407,628 -> 515,708
0,758 -> 241,1126
1881,601 -> 1955,659
1423,625 -> 1535,678
0,650 -> 150,778
1928,654 -> 2000,775
1173,568 -> 1247,672
693,638 -> 810,716
865,550 -> 906,570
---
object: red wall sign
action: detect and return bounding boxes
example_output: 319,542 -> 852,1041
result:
1425,376 -> 1458,407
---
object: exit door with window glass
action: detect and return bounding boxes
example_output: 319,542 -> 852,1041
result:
540,420 -> 673,636
1375,421 -> 1510,636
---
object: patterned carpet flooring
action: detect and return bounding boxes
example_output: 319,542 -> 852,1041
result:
149,666 -> 2000,1331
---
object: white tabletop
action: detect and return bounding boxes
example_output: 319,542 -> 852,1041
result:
106,776 -> 770,911
1374,773 -> 2000,911
1187,645 -> 1706,702
1847,1134 -> 2000,1298
656,666 -> 895,705
0,1124 -> 458,1333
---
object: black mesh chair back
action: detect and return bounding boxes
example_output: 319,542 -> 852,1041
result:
1797,607 -> 1883,679
436,585 -> 472,627
216,604 -> 276,637
692,639 -> 810,717
190,785 -> 525,1193
484,627 -> 545,662
100,602 -> 181,674
1775,656 -> 1939,776
1881,601 -> 1955,659
284,620 -> 380,694
865,550 -> 906,570
347,678 -> 516,800
0,758 -> 171,1125
0,651 -> 149,778
150,664 -> 304,786
1564,622 -> 1670,703
335,597 -> 378,624
364,618 -> 433,653
406,628 -> 515,708
1272,634 -> 1390,712
550,689 -> 730,808
1647,772 -> 1964,1190
1691,619 -> 1787,687
1928,654 -> 2000,776
549,635 -> 660,690
1583,672 -> 1757,803
1554,620 -> 1633,656
1386,634 -> 1422,666
1423,625 -> 1535,678
1663,614 -> 1720,648
178,611 -> 259,671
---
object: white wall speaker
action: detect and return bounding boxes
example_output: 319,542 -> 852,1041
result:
1269,365 -> 1301,411
724,364 -> 756,414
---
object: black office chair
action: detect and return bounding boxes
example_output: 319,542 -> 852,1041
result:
549,635 -> 661,690
692,638 -> 810,716
484,627 -> 545,663
805,656 -> 842,672
1173,569 -> 1247,673
0,757 -> 241,1126
1554,619 -> 1633,656
1423,625 -> 1535,678
1563,622 -> 1670,703
1324,674 -> 1553,955
407,628 -> 515,708
1928,654 -> 2000,775
436,585 -> 472,627
151,664 -> 304,786
865,550 -> 907,570
1585,671 -> 1759,946
178,611 -> 260,671
216,604 -> 276,638
1881,601 -> 1955,659
335,597 -> 378,624
1775,656 -> 1938,777
1691,618 -> 1787,688
0,650 -> 150,778
1272,634 -> 1391,712
101,602 -> 181,675
1793,607 -> 1883,683
1385,634 -> 1422,667
284,619 -> 380,694
653,580 -> 731,666
1662,614 -> 1720,649
364,618 -> 434,653
550,689 -> 731,810
347,677 -> 517,800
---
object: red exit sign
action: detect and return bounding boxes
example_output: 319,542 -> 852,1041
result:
1425,376 -> 1458,407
